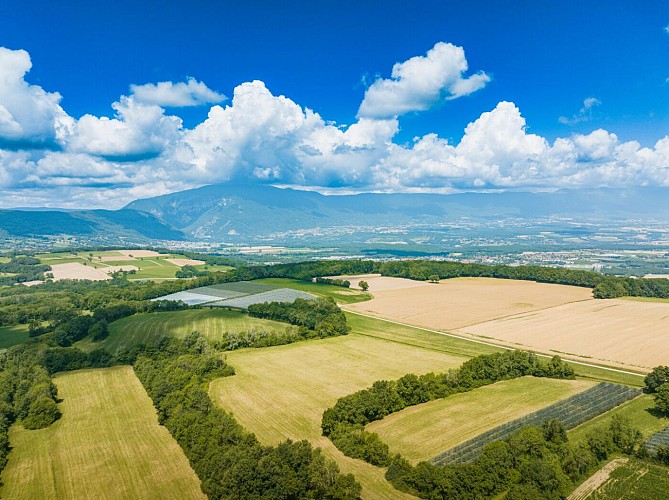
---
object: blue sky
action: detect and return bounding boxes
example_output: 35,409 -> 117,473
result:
0,1 -> 668,207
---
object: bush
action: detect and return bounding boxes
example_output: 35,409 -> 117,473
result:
23,397 -> 60,429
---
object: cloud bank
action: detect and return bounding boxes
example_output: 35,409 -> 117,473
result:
0,43 -> 667,209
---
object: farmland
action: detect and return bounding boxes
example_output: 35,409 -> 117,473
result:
0,366 -> 204,499
76,308 -> 298,352
583,458 -> 669,499
256,277 -> 372,304
34,249 -> 231,281
568,394 -> 669,445
367,376 -> 594,463
345,277 -> 593,329
152,281 -> 316,307
432,382 -> 641,465
458,298 -> 669,370
209,330 -> 469,499
341,275 -> 669,371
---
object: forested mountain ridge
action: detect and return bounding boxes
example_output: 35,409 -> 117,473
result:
126,184 -> 669,240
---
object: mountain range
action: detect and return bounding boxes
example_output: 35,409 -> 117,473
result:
2,184 -> 669,244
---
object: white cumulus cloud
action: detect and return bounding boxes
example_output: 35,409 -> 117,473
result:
130,78 -> 226,107
0,44 -> 668,209
67,96 -> 183,159
357,42 -> 491,119
0,47 -> 72,148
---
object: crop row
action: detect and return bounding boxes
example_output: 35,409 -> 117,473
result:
209,288 -> 316,309
645,426 -> 669,454
431,382 -> 641,466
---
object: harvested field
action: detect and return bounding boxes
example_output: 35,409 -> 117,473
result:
345,277 -> 593,330
0,366 -> 204,500
49,262 -> 110,281
165,258 -> 206,266
209,333 -> 468,499
458,299 -> 669,370
367,377 -> 594,464
327,274 -> 431,291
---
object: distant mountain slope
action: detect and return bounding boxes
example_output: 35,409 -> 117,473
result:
0,209 -> 185,240
125,184 -> 669,240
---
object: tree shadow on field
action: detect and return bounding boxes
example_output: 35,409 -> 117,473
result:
645,406 -> 669,419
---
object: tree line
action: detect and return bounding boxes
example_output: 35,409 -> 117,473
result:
0,256 -> 50,285
387,415 -> 644,499
321,351 -> 574,467
0,330 -> 362,498
247,298 -> 350,338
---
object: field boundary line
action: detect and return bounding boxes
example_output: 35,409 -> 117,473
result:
343,310 -> 645,378
452,297 -> 596,329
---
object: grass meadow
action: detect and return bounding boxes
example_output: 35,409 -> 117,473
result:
0,324 -> 29,349
0,366 -> 204,499
367,376 -> 594,463
76,308 -> 297,352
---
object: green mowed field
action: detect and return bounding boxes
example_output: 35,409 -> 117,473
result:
367,376 -> 595,463
209,332 -> 469,499
76,308 -> 297,352
0,324 -> 29,349
256,278 -> 372,304
589,458 -> 669,499
568,394 -> 669,444
0,366 -> 204,500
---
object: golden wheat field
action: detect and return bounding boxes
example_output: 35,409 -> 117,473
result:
345,277 -> 593,329
457,299 -> 669,370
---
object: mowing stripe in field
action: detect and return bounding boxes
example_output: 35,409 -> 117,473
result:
0,366 -> 204,500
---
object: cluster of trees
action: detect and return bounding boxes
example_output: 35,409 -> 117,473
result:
387,416 -> 643,499
645,365 -> 669,420
175,265 -> 208,278
315,277 -> 351,288
0,256 -> 50,285
214,327 -> 317,351
321,351 -> 574,467
248,298 -> 350,338
0,343 -> 62,481
133,333 -> 362,499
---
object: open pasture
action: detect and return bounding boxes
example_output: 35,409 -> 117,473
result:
458,299 -> 669,370
0,366 -> 204,500
367,376 -> 594,464
76,308 -> 297,352
209,332 -> 468,499
345,277 -> 593,330
0,324 -> 29,349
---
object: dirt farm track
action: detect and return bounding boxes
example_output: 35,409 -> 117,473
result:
344,276 -> 669,372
